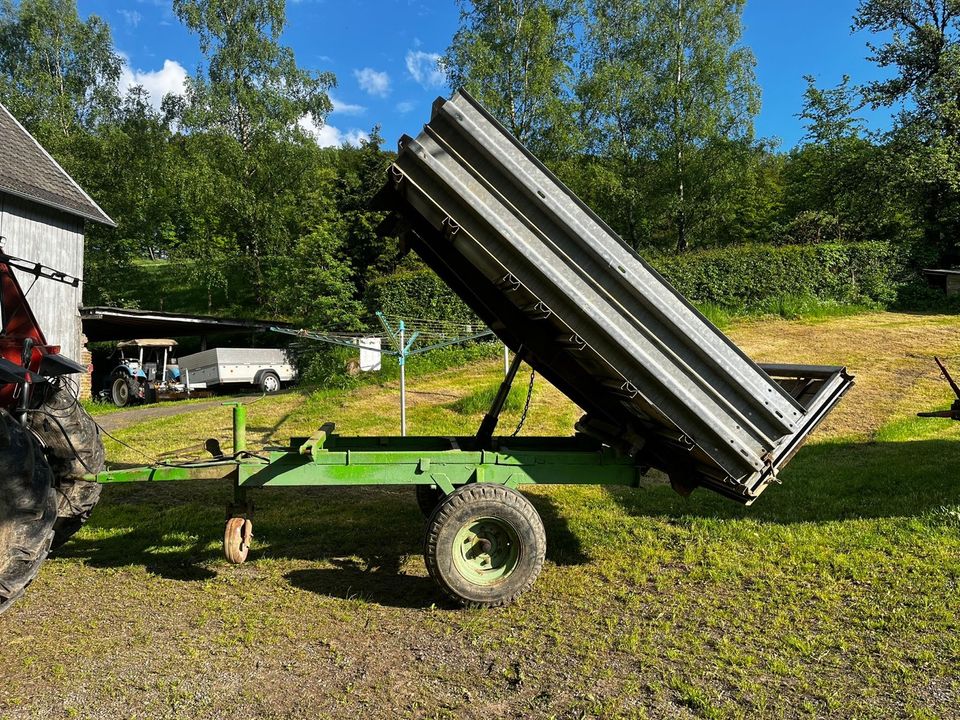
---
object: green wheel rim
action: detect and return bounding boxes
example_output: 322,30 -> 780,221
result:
452,516 -> 521,586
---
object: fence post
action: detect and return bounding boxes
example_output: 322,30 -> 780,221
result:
399,321 -> 407,436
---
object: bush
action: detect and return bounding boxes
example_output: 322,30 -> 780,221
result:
291,337 -> 503,390
365,265 -> 480,326
891,279 -> 960,313
650,241 -> 898,309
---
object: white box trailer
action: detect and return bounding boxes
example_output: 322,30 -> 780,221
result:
178,347 -> 296,393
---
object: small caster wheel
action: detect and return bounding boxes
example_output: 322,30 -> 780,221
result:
223,517 -> 252,564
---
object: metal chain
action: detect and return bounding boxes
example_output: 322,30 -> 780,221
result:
510,368 -> 536,437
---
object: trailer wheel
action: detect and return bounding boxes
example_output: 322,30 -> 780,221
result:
223,517 -> 252,564
424,483 -> 545,608
415,483 -> 446,518
259,371 -> 281,394
27,380 -> 106,548
0,411 -> 56,615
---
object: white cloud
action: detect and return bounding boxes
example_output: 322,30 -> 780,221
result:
119,57 -> 188,109
354,68 -> 390,97
298,116 -> 368,148
330,95 -> 365,116
405,50 -> 445,89
396,100 -> 415,114
118,9 -> 141,27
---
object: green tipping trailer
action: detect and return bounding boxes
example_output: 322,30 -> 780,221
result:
89,91 -> 854,608
42,91 -> 852,610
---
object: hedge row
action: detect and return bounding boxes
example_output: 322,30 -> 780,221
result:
651,241 -> 898,308
366,241 -> 899,319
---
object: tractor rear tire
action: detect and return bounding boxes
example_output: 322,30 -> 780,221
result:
111,374 -> 136,407
27,380 -> 106,548
0,410 -> 56,615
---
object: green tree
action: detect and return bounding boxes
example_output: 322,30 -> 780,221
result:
329,127 -> 398,291
444,0 -> 581,155
798,74 -> 866,145
170,0 -> 341,309
0,0 -> 120,144
78,88 -> 177,304
854,0 -> 960,263
781,73 -> 916,251
173,0 -> 334,146
263,171 -> 363,331
579,0 -> 760,251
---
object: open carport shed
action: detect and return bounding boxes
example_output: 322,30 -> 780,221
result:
80,306 -> 291,344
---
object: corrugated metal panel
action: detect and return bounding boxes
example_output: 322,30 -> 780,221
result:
384,90 -> 854,503
0,193 -> 85,361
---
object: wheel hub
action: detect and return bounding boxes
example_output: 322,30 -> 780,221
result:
452,517 -> 520,585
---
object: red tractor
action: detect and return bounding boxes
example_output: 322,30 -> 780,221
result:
0,251 -> 105,613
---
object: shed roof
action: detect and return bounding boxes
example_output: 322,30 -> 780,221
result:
0,102 -> 115,226
81,306 -> 292,342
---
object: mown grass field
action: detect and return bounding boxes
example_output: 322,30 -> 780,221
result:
2,312 -> 959,719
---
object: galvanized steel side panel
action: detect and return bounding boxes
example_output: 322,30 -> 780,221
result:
0,193 -> 85,361
386,90 -> 853,501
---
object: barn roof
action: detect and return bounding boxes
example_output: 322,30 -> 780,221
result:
0,102 -> 115,226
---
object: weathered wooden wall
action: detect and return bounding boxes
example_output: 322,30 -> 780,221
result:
0,193 -> 85,361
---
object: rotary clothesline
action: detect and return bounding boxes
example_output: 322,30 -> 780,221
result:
271,314 -> 501,437
271,312 -> 494,358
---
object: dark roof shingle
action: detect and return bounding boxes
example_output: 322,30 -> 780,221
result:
0,102 -> 115,226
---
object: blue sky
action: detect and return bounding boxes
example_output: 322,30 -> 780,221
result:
79,1 -> 893,151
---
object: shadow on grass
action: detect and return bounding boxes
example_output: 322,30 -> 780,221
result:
54,481 -> 589,608
54,438 -> 959,608
608,439 -> 960,523
285,562 -> 441,609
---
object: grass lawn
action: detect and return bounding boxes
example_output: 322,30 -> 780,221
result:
1,312 -> 959,719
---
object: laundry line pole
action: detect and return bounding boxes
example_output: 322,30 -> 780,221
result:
399,321 -> 406,437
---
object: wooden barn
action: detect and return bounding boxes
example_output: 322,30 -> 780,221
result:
0,101 -> 114,363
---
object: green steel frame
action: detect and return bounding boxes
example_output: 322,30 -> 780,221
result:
91,405 -> 645,504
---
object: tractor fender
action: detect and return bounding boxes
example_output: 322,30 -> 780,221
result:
104,365 -> 131,387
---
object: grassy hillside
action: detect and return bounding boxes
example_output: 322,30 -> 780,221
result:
97,259 -> 259,318
2,312 -> 959,719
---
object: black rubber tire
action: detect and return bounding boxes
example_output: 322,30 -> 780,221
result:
111,374 -> 135,407
27,381 -> 106,548
0,410 -> 56,615
415,483 -> 446,518
423,483 -> 546,608
259,371 -> 281,394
